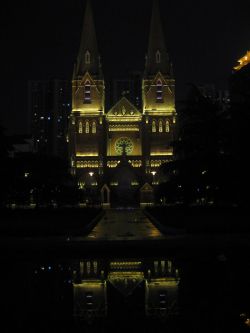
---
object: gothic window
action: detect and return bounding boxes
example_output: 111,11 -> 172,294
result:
84,80 -> 91,103
85,51 -> 91,64
79,121 -> 83,134
156,50 -> 161,64
152,120 -> 156,133
166,120 -> 170,132
85,120 -> 90,134
156,80 -> 163,102
159,120 -> 163,133
92,121 -> 96,134
86,261 -> 91,275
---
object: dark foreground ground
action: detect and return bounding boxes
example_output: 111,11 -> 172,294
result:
0,207 -> 103,237
146,206 -> 250,233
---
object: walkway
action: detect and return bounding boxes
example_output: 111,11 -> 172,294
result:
85,209 -> 165,241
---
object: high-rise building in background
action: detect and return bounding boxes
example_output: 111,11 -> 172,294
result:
28,79 -> 71,158
111,71 -> 142,109
198,84 -> 230,112
231,51 -> 250,159
68,0 -> 176,206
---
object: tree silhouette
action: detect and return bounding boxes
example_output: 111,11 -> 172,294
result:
158,85 -> 233,206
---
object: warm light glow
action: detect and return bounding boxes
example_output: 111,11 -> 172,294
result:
107,160 -> 120,168
234,51 -> 250,71
91,121 -> 96,133
85,120 -> 90,133
107,115 -> 142,122
150,160 -> 164,167
145,109 -> 175,116
76,161 -> 99,168
130,160 -> 142,168
109,125 -> 139,132
89,172 -> 94,177
150,151 -> 173,156
152,120 -> 156,132
79,121 -> 83,134
151,171 -> 156,176
76,153 -> 98,157
166,120 -> 170,132
72,109 -> 104,116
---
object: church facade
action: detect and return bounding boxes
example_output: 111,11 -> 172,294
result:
69,0 -> 176,205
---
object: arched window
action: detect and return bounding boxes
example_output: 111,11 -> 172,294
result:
85,121 -> 90,134
152,120 -> 156,133
159,120 -> 163,133
92,121 -> 96,134
156,80 -> 163,102
166,120 -> 170,133
79,121 -> 83,134
156,50 -> 161,64
85,51 -> 91,64
84,80 -> 91,103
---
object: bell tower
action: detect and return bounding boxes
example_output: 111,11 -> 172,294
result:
142,0 -> 176,173
69,0 -> 105,180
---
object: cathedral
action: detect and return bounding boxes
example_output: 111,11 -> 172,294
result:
69,0 -> 176,206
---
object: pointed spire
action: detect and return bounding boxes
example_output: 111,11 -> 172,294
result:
145,0 -> 171,76
75,0 -> 102,78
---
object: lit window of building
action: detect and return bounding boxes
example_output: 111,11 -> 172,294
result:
156,80 -> 163,102
159,120 -> 163,132
84,80 -> 91,103
79,121 -> 83,134
92,121 -> 96,134
166,120 -> 170,132
85,120 -> 90,133
152,120 -> 156,132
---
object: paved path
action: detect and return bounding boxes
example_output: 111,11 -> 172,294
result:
85,209 -> 165,241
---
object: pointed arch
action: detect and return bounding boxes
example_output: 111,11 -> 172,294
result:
85,50 -> 91,64
84,80 -> 91,103
152,120 -> 157,133
85,120 -> 90,134
159,120 -> 163,133
156,79 -> 163,102
92,121 -> 96,134
79,121 -> 83,134
156,50 -> 161,64
166,120 -> 170,133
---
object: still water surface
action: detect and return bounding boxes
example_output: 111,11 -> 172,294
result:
1,250 -> 250,333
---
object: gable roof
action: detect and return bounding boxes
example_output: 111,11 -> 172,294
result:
106,97 -> 142,122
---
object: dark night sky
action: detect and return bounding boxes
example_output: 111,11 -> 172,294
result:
1,0 -> 249,134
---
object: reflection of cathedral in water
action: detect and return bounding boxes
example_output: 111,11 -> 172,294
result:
73,258 -> 179,321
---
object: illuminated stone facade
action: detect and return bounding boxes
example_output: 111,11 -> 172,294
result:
69,0 -> 176,195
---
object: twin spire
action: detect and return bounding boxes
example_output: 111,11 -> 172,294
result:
145,0 -> 171,76
75,0 -> 172,78
75,0 -> 101,77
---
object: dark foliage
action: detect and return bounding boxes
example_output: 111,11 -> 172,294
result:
157,85 -> 233,206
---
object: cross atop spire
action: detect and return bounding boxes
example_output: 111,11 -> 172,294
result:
74,0 -> 102,78
145,0 -> 171,76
